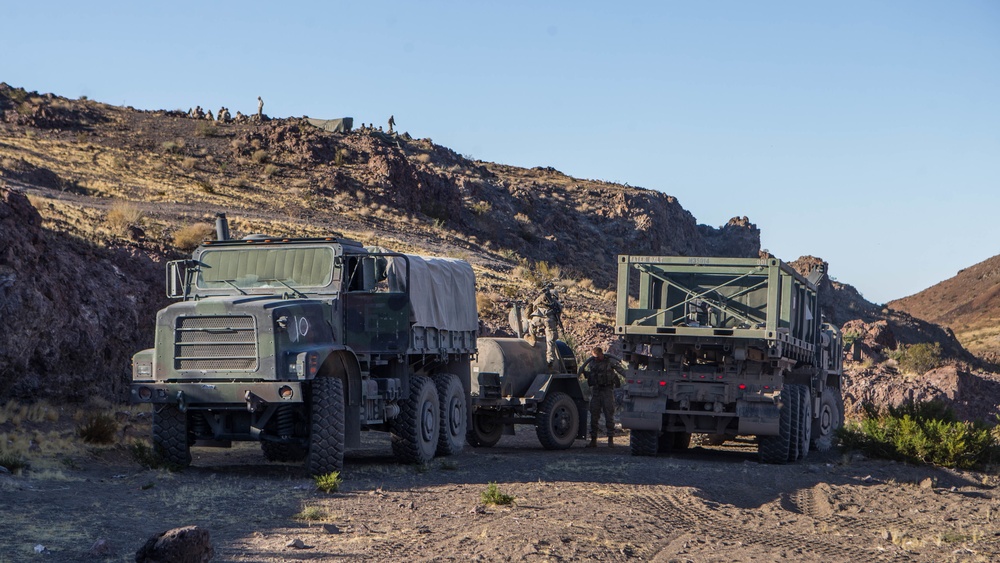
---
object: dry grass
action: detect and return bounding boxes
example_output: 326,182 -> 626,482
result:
105,202 -> 144,236
251,150 -> 268,164
263,164 -> 279,178
173,222 -> 215,251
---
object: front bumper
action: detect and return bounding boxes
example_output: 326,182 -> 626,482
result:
129,381 -> 304,408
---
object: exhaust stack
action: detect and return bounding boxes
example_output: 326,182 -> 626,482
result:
215,213 -> 230,241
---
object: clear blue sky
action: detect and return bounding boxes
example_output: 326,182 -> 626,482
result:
5,1 -> 999,303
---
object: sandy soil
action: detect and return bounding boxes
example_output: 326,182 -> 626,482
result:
2,420 -> 998,563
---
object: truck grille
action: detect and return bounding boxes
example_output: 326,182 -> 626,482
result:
174,316 -> 259,371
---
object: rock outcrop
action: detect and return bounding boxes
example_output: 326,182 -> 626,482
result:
0,185 -> 170,401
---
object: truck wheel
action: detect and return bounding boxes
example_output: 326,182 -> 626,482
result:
798,387 -> 812,460
467,413 -> 502,448
434,374 -> 466,456
758,389 -> 793,464
152,405 -> 191,469
810,387 -> 843,452
536,392 -> 579,450
307,377 -> 345,475
786,385 -> 801,462
261,441 -> 307,462
630,429 -> 658,456
391,375 -> 440,464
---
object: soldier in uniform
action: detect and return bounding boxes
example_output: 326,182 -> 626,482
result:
257,96 -> 264,119
578,346 -> 625,447
532,282 -> 563,370
388,114 -> 395,134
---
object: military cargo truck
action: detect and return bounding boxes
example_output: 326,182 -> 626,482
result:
130,216 -> 477,474
615,256 -> 843,463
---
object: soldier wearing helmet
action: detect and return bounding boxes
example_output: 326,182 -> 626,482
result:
532,281 -> 563,370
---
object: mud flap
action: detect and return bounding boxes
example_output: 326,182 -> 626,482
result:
621,397 -> 665,431
737,400 -> 780,435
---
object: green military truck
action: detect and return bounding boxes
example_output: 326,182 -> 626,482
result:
615,256 -> 843,463
130,216 -> 478,474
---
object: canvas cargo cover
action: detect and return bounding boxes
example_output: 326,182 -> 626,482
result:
305,117 -> 353,133
386,255 -> 477,332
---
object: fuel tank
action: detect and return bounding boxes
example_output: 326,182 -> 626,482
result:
473,337 -> 577,397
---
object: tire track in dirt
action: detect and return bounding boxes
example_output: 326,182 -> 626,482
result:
598,484 -> 896,562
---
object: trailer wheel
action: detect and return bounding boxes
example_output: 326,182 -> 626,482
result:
153,405 -> 191,469
630,429 -> 658,456
467,413 -> 503,448
391,375 -> 440,464
758,389 -> 793,464
810,387 -> 843,452
307,376 -> 346,475
434,373 -> 466,457
536,392 -> 579,450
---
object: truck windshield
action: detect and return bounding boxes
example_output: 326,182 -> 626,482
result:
196,247 -> 337,289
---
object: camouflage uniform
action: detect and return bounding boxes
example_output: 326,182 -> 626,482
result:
532,283 -> 562,368
578,348 -> 624,446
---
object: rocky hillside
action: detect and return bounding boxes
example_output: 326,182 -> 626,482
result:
889,254 -> 1000,364
1,82 -> 997,423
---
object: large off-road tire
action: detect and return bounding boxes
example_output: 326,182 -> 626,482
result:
391,375 -> 440,464
261,440 -> 308,462
787,385 -> 803,462
307,376 -> 346,475
536,392 -> 579,450
798,386 -> 813,460
758,390 -> 793,464
467,412 -> 503,448
152,405 -> 191,469
630,429 -> 658,456
810,386 -> 844,452
434,373 -> 467,457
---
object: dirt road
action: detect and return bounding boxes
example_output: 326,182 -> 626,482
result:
2,424 -> 998,562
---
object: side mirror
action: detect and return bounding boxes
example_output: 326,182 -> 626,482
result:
166,260 -> 198,299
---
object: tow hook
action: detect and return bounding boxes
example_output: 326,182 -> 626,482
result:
176,390 -> 188,413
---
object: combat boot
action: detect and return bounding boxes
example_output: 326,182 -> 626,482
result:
586,435 -> 597,448
608,435 -> 614,447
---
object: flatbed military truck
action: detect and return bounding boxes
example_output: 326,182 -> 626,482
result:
130,216 -> 478,474
615,256 -> 843,463
468,304 -> 587,450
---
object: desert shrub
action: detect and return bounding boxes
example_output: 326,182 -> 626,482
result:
536,261 -> 561,281
838,400 -> 998,469
128,441 -> 165,470
77,413 -> 118,444
471,201 -> 492,215
334,148 -> 349,167
890,342 -> 942,374
194,121 -> 221,137
251,149 -> 268,164
500,285 -> 519,299
181,157 -> 198,171
481,482 -> 515,506
105,202 -> 144,236
314,471 -> 342,493
195,179 -> 215,194
296,505 -> 328,521
173,222 -> 215,252
263,164 -> 279,178
476,293 -> 495,314
577,278 -> 595,291
0,452 -> 27,474
842,330 -> 861,349
161,139 -> 185,153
